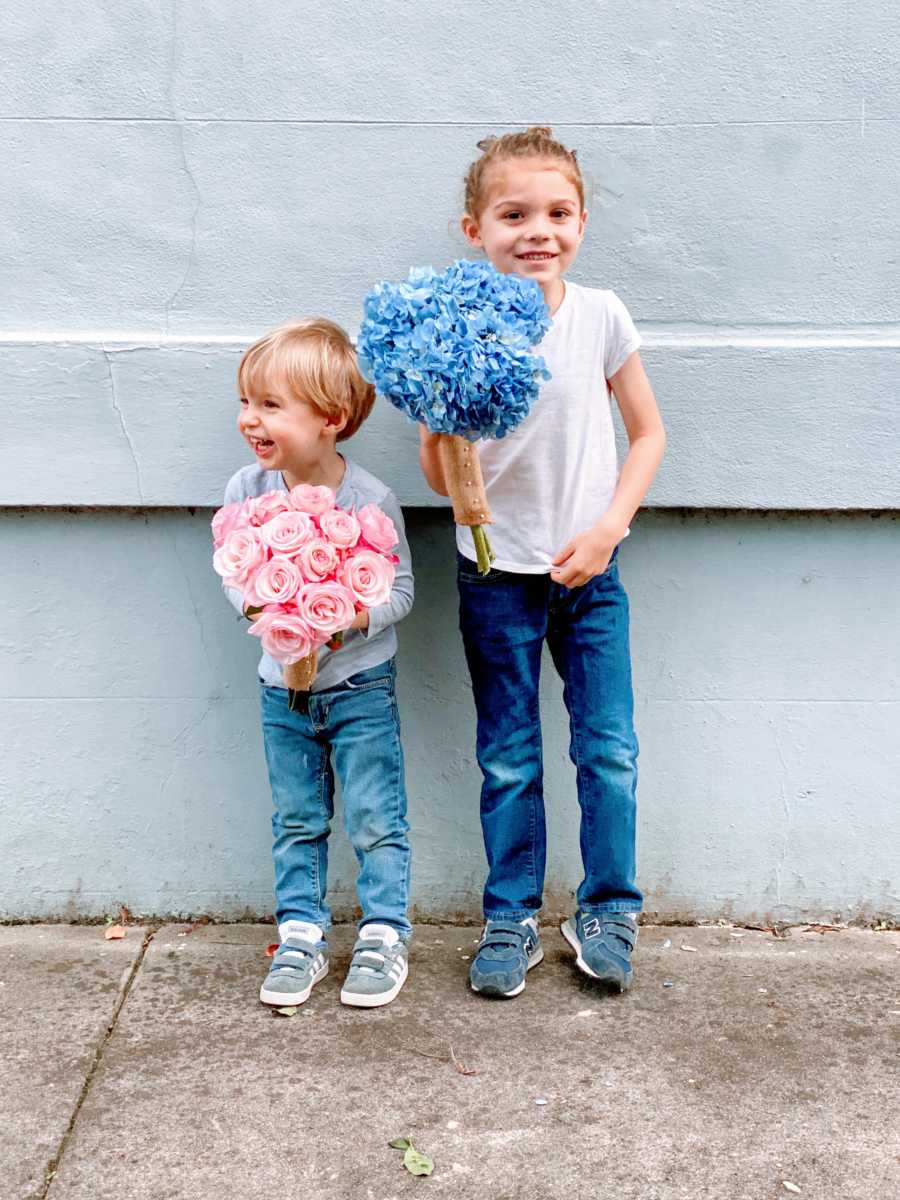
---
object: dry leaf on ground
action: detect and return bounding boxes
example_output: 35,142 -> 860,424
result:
104,925 -> 126,940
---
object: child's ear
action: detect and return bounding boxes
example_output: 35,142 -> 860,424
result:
323,408 -> 350,438
460,213 -> 483,249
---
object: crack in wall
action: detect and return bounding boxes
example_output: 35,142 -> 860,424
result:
772,722 -> 795,909
163,0 -> 201,334
101,348 -> 145,502
171,526 -> 216,677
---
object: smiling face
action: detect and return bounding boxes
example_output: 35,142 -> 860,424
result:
461,158 -> 587,309
237,378 -> 346,486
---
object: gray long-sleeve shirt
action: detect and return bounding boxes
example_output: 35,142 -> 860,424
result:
221,457 -> 414,691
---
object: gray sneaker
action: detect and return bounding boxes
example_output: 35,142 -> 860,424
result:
259,922 -> 328,1007
560,912 -> 638,992
340,923 -> 409,1008
469,918 -> 543,997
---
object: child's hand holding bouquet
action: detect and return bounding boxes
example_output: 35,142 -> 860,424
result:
212,483 -> 399,703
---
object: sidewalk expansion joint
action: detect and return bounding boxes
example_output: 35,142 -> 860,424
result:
36,928 -> 156,1199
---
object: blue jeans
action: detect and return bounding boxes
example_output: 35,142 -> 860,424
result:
457,551 -> 642,920
259,660 -> 411,937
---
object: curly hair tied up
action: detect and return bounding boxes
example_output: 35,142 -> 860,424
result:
464,125 -> 584,218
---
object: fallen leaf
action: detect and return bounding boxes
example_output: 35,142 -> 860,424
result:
801,924 -> 841,935
680,943 -> 698,953
403,1146 -> 434,1177
104,925 -> 126,940
388,1138 -> 410,1151
265,943 -> 279,957
449,1044 -> 478,1076
782,1182 -> 802,1194
275,1006 -> 297,1017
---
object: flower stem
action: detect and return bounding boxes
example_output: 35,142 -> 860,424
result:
471,525 -> 495,575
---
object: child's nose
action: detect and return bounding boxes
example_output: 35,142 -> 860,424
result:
526,220 -> 551,241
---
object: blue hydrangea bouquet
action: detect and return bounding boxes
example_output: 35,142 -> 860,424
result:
358,259 -> 550,573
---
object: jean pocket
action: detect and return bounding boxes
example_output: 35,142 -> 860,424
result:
341,667 -> 395,693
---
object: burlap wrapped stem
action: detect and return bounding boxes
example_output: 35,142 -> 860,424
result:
436,433 -> 495,574
284,652 -> 318,711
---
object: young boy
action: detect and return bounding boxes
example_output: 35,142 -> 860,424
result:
220,318 -> 414,1008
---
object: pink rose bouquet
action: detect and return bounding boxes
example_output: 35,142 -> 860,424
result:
213,485 -> 399,700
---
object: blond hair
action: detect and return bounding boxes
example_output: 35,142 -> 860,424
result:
463,125 -> 585,219
238,318 -> 375,442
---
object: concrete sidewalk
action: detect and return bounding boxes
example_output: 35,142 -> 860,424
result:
3,923 -> 898,1200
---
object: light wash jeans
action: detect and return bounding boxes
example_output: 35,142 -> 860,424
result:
260,660 -> 411,937
457,551 -> 642,920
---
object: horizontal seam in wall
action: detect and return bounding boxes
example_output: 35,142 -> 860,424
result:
1,506 -> 899,517
2,328 -> 900,351
0,116 -> 897,129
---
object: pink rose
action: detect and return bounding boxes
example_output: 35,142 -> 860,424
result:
318,507 -> 361,549
357,503 -> 398,554
339,549 -> 395,608
295,581 -> 357,637
295,538 -> 340,582
211,502 -> 245,550
245,491 -> 293,526
259,510 -> 317,554
245,557 -> 303,607
289,483 -> 335,516
212,527 -> 268,587
248,610 -> 315,665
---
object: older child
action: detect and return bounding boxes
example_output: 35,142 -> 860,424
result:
419,127 -> 666,996
221,319 -> 414,1008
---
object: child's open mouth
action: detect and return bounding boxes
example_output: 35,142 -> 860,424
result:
517,252 -> 557,262
250,437 -> 275,457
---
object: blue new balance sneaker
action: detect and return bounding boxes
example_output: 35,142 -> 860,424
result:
469,918 -> 543,998
560,912 -> 638,992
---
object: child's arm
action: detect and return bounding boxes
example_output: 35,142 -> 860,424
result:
417,426 -> 450,496
356,488 -> 415,638
551,352 -> 665,588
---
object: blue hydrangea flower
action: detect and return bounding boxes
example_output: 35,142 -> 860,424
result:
358,259 -> 551,440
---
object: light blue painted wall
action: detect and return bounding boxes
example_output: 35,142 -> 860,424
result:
1,2 -> 897,919
1,508 -> 897,923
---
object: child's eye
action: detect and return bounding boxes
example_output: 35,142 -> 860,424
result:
264,400 -> 279,409
239,397 -> 249,407
503,211 -> 523,221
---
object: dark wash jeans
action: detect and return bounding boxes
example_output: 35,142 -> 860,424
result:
457,551 -> 642,920
259,660 -> 411,937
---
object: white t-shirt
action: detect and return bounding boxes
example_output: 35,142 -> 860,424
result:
456,281 -> 641,573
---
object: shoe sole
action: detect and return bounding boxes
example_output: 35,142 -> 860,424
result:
259,961 -> 329,1007
340,960 -> 408,1008
470,945 -> 544,998
560,920 -> 632,992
